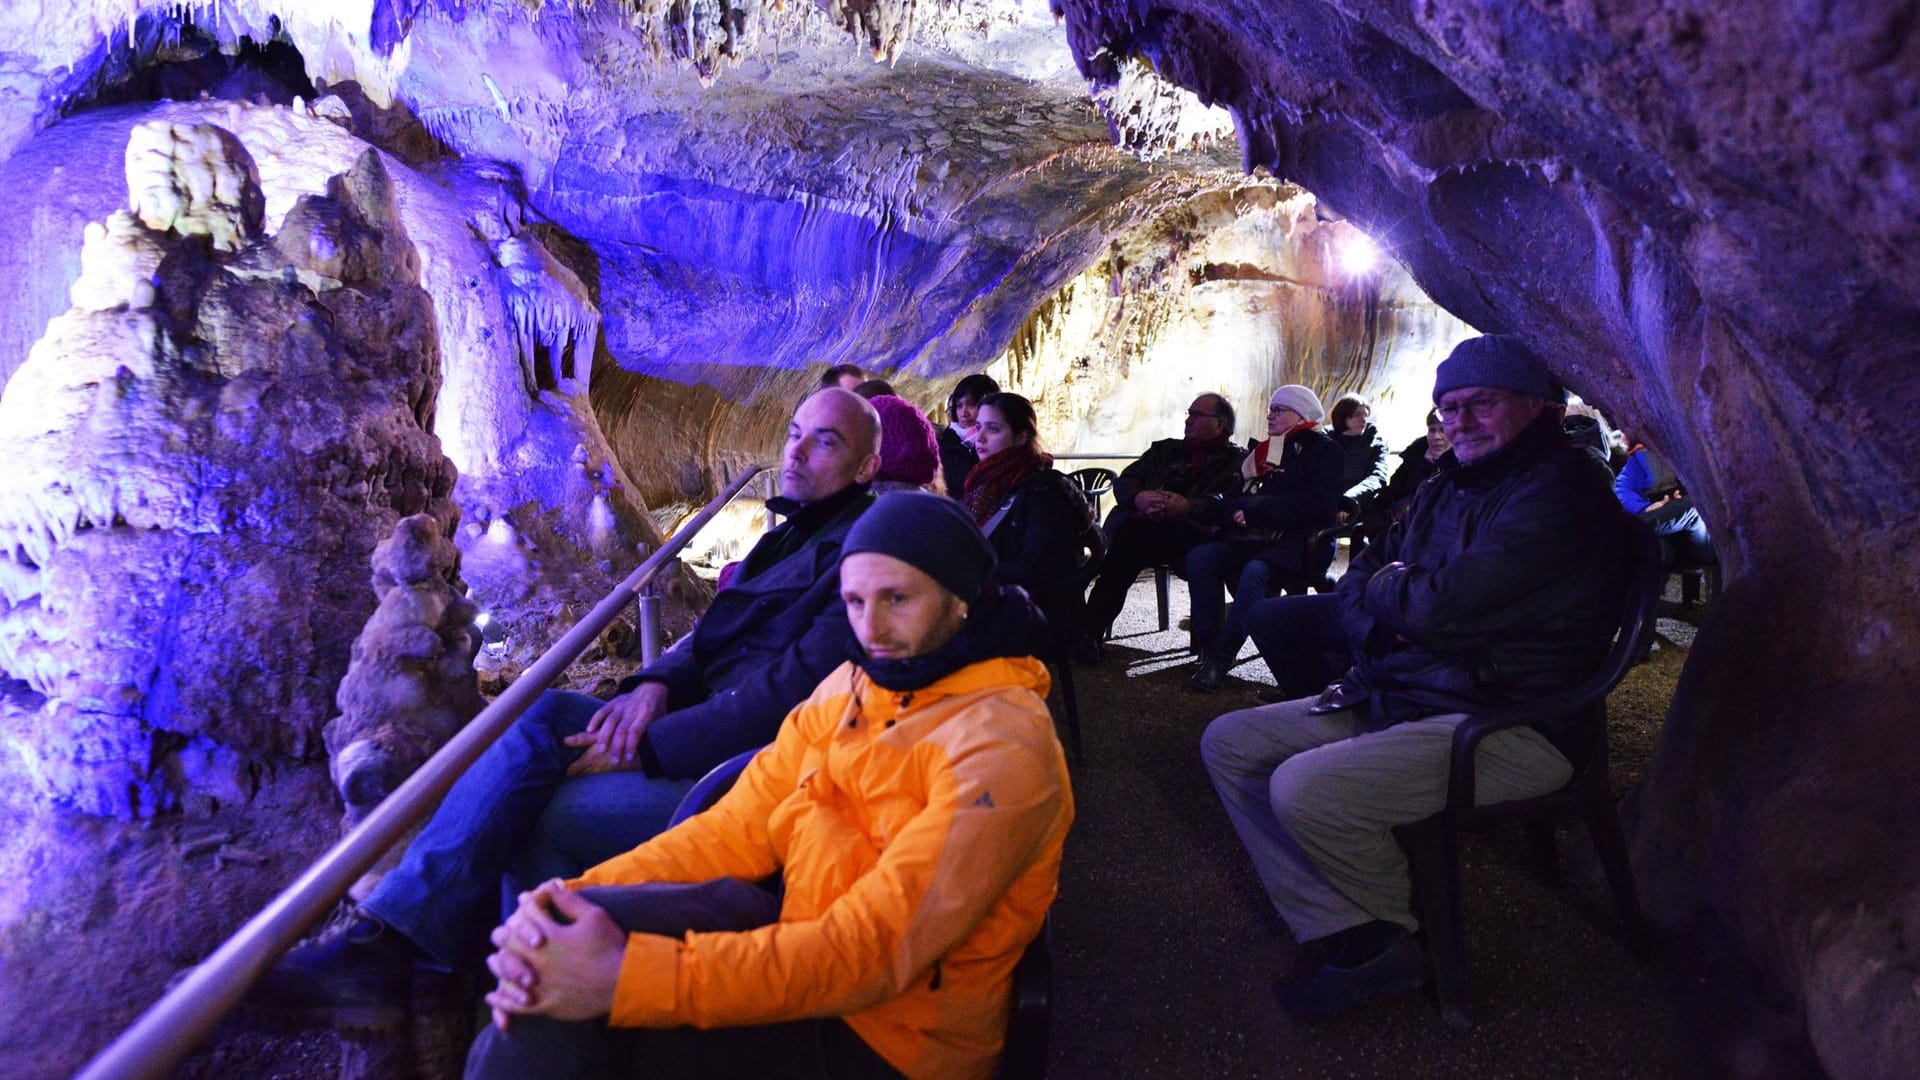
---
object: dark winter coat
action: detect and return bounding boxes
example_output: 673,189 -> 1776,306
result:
1334,412 -> 1630,765
1359,436 -> 1439,538
1208,428 -> 1346,536
1110,437 -> 1247,508
1331,424 -> 1391,507
985,468 -> 1094,632
618,487 -> 873,778
938,425 -> 978,496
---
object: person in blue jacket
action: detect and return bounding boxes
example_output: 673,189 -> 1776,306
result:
1614,441 -> 1715,568
234,387 -> 884,1032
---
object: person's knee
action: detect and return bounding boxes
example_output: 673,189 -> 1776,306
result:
516,690 -> 604,743
1201,708 -> 1275,775
1268,754 -> 1341,836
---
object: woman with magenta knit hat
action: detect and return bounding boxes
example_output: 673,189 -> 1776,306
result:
867,395 -> 946,495
1185,384 -> 1346,693
960,391 -> 1091,632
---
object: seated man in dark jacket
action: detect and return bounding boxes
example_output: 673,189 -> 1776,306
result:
238,388 -> 884,1031
1200,336 -> 1629,1016
1079,392 -> 1246,647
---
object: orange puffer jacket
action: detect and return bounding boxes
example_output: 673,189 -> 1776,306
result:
571,654 -> 1074,1080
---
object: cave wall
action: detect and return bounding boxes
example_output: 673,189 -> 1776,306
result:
984,183 -> 1473,453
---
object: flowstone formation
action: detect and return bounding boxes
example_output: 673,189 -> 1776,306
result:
0,123 -> 455,820
0,122 -> 456,1077
1049,1 -> 1920,1074
325,514 -> 484,831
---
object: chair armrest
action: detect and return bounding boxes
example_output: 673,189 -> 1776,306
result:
1444,691 -> 1596,812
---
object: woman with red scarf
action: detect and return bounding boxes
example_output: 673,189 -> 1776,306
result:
1186,385 -> 1346,692
961,392 -> 1090,631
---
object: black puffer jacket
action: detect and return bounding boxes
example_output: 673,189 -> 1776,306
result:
1331,424 -> 1391,506
1334,412 -> 1630,764
985,468 -> 1090,620
1111,438 -> 1247,507
1358,436 -> 1439,539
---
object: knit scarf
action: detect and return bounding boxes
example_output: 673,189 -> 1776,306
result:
1250,420 -> 1318,474
961,442 -> 1052,524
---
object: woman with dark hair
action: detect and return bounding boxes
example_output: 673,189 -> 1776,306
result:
939,372 -> 1001,495
1328,393 -> 1390,516
961,392 -> 1089,629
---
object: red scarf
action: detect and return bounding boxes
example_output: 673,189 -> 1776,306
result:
962,442 -> 1052,524
1251,420 -> 1318,474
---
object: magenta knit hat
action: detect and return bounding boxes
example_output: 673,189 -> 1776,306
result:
869,395 -> 940,487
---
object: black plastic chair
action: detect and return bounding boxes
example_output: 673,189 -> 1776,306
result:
1391,517 -> 1662,1028
1041,521 -> 1104,763
669,749 -> 1058,1078
1064,467 -> 1117,522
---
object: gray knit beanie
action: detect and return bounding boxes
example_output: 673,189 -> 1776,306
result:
1432,335 -> 1555,401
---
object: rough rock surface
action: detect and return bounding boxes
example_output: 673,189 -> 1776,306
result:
324,514 -> 483,831
0,125 -> 455,1076
0,125 -> 455,819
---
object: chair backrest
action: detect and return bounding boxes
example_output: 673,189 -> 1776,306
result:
1064,466 -> 1116,498
666,746 -> 763,828
1584,515 -> 1667,698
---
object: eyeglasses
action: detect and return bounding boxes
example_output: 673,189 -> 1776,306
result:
1434,392 -> 1516,422
1185,410 -> 1224,420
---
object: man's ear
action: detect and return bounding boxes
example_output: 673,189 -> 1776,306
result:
855,453 -> 881,484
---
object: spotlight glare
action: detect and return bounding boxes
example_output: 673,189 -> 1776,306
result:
1336,230 -> 1379,277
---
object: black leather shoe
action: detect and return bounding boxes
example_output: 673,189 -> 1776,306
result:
231,912 -> 414,1033
1274,932 -> 1428,1017
1071,635 -> 1106,665
1185,661 -> 1224,693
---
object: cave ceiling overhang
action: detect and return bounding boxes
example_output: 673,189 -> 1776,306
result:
2,1 -> 1291,394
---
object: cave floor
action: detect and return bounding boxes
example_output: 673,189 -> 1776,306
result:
170,560 -> 1703,1080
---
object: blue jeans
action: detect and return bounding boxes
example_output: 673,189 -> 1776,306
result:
1187,541 -> 1283,663
361,691 -> 694,970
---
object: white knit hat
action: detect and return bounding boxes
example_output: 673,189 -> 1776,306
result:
1268,384 -> 1326,423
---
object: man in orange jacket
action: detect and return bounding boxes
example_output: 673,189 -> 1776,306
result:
466,492 -> 1075,1080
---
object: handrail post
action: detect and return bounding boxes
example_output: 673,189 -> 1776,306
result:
639,581 -> 663,664
74,465 -> 769,1080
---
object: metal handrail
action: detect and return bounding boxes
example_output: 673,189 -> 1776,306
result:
76,465 -> 769,1080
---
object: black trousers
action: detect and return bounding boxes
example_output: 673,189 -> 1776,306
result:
1082,514 -> 1214,635
464,878 -> 904,1080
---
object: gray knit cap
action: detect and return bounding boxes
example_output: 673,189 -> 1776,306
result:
1432,335 -> 1555,402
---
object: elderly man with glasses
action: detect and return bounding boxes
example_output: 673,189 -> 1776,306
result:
1077,392 -> 1247,652
1201,335 -> 1631,1016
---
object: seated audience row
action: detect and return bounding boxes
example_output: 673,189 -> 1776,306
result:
235,387 -> 1074,1079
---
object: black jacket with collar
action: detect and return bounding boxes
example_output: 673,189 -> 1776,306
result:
1333,412 -> 1630,763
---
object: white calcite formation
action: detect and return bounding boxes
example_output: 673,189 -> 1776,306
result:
0,123 -> 457,819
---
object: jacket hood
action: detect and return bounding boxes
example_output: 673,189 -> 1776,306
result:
852,583 -> 1052,692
